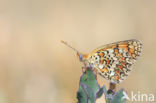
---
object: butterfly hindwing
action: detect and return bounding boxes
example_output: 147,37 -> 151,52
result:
87,39 -> 142,84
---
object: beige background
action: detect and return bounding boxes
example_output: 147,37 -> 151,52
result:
0,0 -> 156,103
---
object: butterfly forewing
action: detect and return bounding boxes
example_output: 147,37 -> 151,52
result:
87,39 -> 142,84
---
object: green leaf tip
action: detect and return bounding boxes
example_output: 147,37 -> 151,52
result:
77,68 -> 103,103
77,67 -> 127,103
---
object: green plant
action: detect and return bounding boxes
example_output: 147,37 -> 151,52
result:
77,68 -> 126,103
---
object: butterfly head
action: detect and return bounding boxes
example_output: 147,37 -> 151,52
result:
76,52 -> 83,62
77,52 -> 88,62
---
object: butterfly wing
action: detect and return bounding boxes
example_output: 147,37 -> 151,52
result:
87,39 -> 142,84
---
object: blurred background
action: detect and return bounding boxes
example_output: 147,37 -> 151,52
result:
0,0 -> 156,103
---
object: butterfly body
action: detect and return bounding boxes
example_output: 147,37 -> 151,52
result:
61,39 -> 142,84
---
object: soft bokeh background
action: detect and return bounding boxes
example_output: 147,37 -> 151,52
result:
0,0 -> 156,103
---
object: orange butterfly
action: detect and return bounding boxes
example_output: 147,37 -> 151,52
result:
61,39 -> 142,84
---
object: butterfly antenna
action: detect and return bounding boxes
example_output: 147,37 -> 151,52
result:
61,40 -> 80,53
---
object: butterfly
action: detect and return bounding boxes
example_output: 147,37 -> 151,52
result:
61,39 -> 142,84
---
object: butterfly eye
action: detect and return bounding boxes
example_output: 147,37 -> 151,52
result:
79,54 -> 83,62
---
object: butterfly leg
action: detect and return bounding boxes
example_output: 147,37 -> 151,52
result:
84,66 -> 88,80
81,67 -> 85,73
81,65 -> 88,80
95,68 -> 98,79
